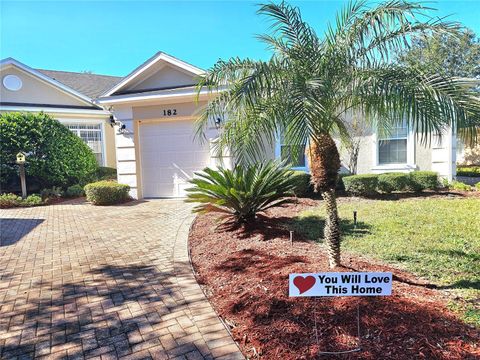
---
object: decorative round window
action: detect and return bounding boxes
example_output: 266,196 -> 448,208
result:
3,74 -> 23,91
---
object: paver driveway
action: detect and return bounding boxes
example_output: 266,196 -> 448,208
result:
0,199 -> 243,360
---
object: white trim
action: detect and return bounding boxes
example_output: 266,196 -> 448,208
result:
0,105 -> 111,116
0,58 -> 97,107
59,118 -> 107,166
97,87 -> 218,105
102,52 -> 205,97
372,123 -> 416,172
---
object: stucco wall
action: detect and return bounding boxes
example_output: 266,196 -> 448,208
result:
0,67 -> 90,107
414,135 -> 432,171
128,65 -> 195,92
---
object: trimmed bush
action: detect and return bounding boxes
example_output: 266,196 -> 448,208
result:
475,182 -> 480,191
377,173 -> 410,193
291,171 -> 313,197
186,161 -> 297,224
409,171 -> 439,192
23,194 -> 43,206
456,166 -> 480,177
65,184 -> 85,198
84,181 -> 130,205
0,193 -> 22,208
450,181 -> 472,191
343,174 -> 378,196
0,112 -> 98,192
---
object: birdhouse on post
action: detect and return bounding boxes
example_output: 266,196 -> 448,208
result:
16,152 -> 27,199
16,152 -> 26,164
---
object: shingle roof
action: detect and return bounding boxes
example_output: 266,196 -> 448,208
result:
36,69 -> 123,99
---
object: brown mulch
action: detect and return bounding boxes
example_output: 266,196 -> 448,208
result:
188,197 -> 480,360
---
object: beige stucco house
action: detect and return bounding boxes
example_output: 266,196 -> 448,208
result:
0,58 -> 118,167
1,53 -> 461,199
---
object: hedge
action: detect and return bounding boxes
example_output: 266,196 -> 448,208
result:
291,171 -> 313,197
409,171 -> 438,192
456,166 -> 480,177
84,181 -> 130,205
377,173 -> 410,193
343,171 -> 439,196
343,174 -> 379,196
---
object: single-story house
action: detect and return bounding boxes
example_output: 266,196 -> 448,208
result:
0,58 -> 119,167
1,53 -> 465,198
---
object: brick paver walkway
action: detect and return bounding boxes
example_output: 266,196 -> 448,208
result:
0,199 -> 244,360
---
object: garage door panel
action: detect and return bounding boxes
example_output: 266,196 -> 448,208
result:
140,120 -> 212,197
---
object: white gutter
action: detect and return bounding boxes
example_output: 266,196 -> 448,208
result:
0,105 -> 111,116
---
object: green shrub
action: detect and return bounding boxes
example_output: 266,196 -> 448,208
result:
0,112 -> 98,192
475,182 -> 480,191
0,193 -> 22,208
65,184 -> 85,198
377,173 -> 410,193
450,181 -> 472,191
186,161 -> 297,224
84,181 -> 130,205
456,166 -> 480,177
343,174 -> 379,196
94,167 -> 117,181
409,171 -> 439,192
23,194 -> 43,206
41,186 -> 63,200
0,193 -> 43,208
291,171 -> 313,197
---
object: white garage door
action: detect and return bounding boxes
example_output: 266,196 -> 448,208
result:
139,119 -> 212,197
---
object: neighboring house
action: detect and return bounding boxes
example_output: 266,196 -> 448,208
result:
0,58 -> 120,167
1,53 -> 460,198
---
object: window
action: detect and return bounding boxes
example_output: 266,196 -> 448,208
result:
378,122 -> 408,164
66,123 -> 104,165
281,144 -> 306,168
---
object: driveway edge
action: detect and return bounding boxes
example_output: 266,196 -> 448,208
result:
173,213 -> 245,360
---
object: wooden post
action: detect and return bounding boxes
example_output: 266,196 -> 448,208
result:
19,163 -> 27,199
16,152 -> 27,199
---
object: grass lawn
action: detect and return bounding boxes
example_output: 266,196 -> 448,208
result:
292,197 -> 480,325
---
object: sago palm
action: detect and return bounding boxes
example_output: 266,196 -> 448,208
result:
195,0 -> 480,267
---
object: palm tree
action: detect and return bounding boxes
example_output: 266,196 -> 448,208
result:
195,0 -> 480,268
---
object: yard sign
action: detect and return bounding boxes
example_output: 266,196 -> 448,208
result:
289,272 -> 392,297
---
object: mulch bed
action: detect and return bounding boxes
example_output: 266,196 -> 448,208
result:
189,198 -> 480,360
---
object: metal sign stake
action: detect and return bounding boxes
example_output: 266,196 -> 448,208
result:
314,297 -> 361,355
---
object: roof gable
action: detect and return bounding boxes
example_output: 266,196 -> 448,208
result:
104,52 -> 204,97
0,58 -> 100,108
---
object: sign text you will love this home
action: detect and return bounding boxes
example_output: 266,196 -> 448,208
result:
289,272 -> 392,297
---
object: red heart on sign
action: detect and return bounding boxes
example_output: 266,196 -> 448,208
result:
293,275 -> 316,294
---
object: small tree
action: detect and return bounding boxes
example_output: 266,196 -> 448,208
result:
0,112 -> 98,191
195,1 -> 480,268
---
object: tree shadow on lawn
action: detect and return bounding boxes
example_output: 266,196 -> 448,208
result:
0,263 -> 200,359
217,213 -> 371,243
214,250 -> 479,359
290,214 -> 371,242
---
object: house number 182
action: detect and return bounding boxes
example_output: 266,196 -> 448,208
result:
163,109 -> 177,116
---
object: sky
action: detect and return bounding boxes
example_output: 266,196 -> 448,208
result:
1,0 -> 480,77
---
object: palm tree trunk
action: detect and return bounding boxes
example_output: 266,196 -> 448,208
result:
307,133 -> 342,268
322,189 -> 341,267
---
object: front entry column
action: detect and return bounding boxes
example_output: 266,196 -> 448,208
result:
113,106 -> 140,199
